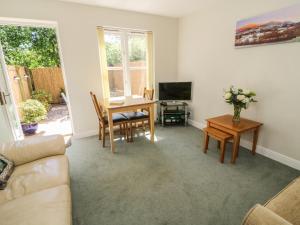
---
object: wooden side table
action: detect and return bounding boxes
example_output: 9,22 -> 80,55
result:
206,114 -> 263,164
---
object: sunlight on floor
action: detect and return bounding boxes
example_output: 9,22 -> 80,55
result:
111,129 -> 161,142
37,119 -> 72,136
145,131 -> 160,142
25,104 -> 72,145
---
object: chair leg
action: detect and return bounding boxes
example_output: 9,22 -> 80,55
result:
102,125 -> 106,147
220,141 -> 226,163
125,123 -> 129,142
130,122 -> 133,142
121,123 -> 124,139
99,123 -> 102,140
217,141 -> 220,149
204,132 -> 209,153
119,124 -> 123,135
148,118 -> 151,130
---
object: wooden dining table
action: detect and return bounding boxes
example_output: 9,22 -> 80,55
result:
100,96 -> 156,153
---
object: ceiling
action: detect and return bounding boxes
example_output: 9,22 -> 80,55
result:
61,0 -> 205,18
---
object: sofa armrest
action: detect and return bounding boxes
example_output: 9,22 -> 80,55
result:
0,135 -> 66,166
242,204 -> 292,225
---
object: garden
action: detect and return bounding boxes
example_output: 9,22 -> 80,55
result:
0,25 -> 71,136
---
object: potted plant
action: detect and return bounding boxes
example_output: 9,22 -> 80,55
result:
223,85 -> 257,123
20,99 -> 47,135
31,90 -> 52,111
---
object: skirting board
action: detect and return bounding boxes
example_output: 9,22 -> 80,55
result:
188,119 -> 300,171
73,130 -> 98,139
72,126 -> 132,139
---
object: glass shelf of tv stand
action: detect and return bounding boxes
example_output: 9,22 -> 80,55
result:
160,101 -> 188,107
159,101 -> 189,126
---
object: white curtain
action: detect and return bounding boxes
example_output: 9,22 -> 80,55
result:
146,31 -> 154,89
96,27 -> 110,99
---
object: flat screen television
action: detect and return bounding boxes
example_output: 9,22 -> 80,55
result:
159,82 -> 192,101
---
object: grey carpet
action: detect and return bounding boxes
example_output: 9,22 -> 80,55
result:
67,126 -> 299,225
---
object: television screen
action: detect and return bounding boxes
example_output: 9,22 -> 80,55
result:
159,82 -> 192,100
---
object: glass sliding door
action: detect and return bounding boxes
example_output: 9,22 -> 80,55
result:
0,98 -> 13,143
0,43 -> 23,142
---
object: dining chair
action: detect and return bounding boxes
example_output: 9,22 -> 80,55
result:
140,87 -> 154,127
90,92 -> 128,147
122,87 -> 154,142
143,87 -> 154,101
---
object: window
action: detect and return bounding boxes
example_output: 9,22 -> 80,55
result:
103,29 -> 149,98
104,32 -> 124,97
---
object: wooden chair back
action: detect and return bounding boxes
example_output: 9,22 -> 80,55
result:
90,91 -> 105,123
143,87 -> 154,100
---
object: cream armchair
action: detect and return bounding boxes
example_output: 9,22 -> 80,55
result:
242,177 -> 300,225
0,135 -> 72,225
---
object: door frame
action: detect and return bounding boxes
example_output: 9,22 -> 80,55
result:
0,17 -> 75,138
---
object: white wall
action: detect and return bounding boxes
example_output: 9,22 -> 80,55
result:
0,0 -> 178,137
178,0 -> 300,161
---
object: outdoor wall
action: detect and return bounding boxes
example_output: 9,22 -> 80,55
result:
0,0 -> 178,137
178,0 -> 300,162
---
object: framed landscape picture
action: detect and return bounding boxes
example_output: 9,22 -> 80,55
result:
235,4 -> 300,47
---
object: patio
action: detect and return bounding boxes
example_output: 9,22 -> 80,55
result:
25,104 -> 72,144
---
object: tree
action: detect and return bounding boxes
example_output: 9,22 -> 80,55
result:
105,35 -> 146,67
105,42 -> 122,67
128,36 -> 146,62
0,25 -> 61,69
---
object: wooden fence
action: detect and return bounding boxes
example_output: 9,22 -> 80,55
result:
7,66 -> 32,105
31,67 -> 65,103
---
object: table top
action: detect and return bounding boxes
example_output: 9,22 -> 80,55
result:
206,114 -> 263,132
101,96 -> 156,110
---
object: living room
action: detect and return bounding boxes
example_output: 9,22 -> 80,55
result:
0,0 -> 299,225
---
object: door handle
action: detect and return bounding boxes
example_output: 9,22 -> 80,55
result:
0,91 -> 9,105
0,91 -> 5,105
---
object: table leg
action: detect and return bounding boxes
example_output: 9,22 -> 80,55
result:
161,105 -> 164,126
107,110 -> 115,153
231,134 -> 240,164
252,127 -> 260,155
204,132 -> 209,153
184,105 -> 188,126
149,104 -> 155,143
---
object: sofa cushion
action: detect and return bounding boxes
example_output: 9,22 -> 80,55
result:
0,154 -> 14,190
122,112 -> 149,120
242,204 -> 292,225
0,155 -> 69,204
0,135 -> 65,166
265,177 -> 300,225
0,185 -> 71,225
104,113 -> 128,123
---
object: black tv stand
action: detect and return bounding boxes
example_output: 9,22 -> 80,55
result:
159,101 -> 190,126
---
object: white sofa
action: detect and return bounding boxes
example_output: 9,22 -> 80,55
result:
0,135 -> 72,225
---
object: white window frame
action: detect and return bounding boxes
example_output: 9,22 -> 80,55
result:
104,29 -> 147,98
